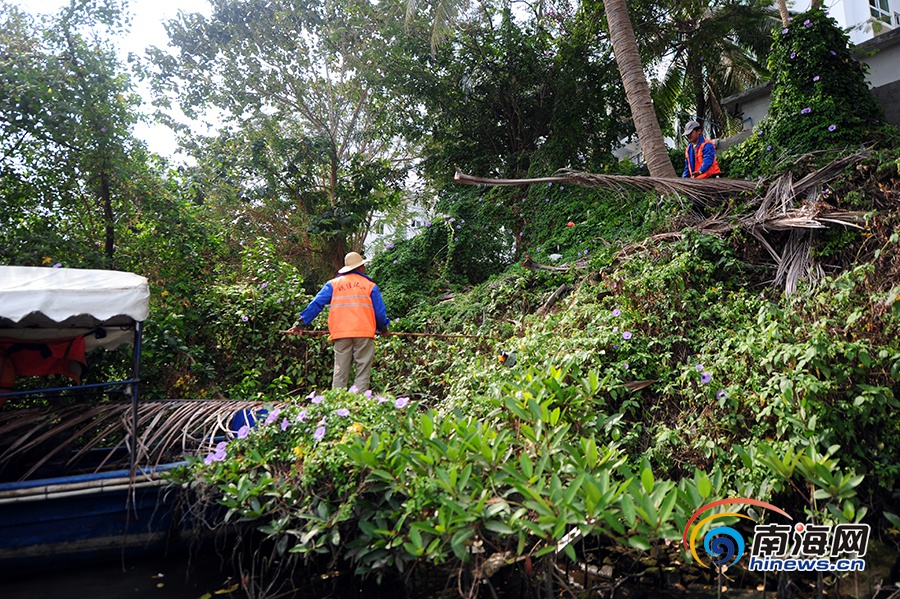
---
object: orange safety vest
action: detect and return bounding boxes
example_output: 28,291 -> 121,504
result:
327,273 -> 377,340
685,138 -> 721,179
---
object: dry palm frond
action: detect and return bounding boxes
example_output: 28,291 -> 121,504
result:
453,167 -> 759,206
0,399 -> 286,481
456,151 -> 875,296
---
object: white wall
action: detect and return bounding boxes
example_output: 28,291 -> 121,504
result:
792,0 -> 900,44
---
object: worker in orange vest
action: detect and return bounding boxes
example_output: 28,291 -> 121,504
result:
289,252 -> 390,391
682,120 -> 721,179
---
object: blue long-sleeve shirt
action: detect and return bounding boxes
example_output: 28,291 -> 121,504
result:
682,135 -> 717,178
299,272 -> 390,332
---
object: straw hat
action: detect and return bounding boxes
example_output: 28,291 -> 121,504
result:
338,251 -> 370,274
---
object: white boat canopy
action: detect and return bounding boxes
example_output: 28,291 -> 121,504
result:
0,266 -> 150,351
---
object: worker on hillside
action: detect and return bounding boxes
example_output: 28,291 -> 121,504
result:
682,120 -> 721,179
288,252 -> 390,391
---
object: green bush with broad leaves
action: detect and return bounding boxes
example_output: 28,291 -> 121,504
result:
723,7 -> 889,178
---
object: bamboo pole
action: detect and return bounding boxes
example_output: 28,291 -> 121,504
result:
278,330 -> 484,340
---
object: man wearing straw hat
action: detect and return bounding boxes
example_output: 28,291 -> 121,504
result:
289,252 -> 390,391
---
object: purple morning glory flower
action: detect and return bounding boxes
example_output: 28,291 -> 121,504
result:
52,263 -> 62,268
317,416 -> 327,426
622,331 -> 632,340
377,394 -> 389,404
757,130 -> 763,136
204,442 -> 227,464
701,372 -> 712,384
314,426 -> 326,441
264,409 -> 281,425
241,315 -> 249,322
393,260 -> 398,264
336,408 -> 350,417
612,308 -> 621,317
424,221 -> 431,227
830,50 -> 837,56
782,27 -> 788,34
349,385 -> 359,394
297,409 -> 307,422
696,364 -> 704,371
583,250 -> 588,255
716,389 -> 727,400
828,124 -> 837,132
311,395 -> 324,404
306,390 -> 316,400
281,418 -> 290,431
801,107 -> 811,114
387,243 -> 394,249
394,397 -> 410,409
364,390 -> 373,399
548,182 -> 552,187
766,145 -> 772,151
804,19 -> 811,27
260,282 -> 267,288
623,363 -> 629,370
790,52 -> 796,59
813,76 -> 820,82
237,425 -> 249,439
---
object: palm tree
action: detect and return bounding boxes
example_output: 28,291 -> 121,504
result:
642,0 -> 779,137
603,0 -> 677,178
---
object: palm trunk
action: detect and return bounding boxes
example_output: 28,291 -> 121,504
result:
603,0 -> 676,178
775,0 -> 789,25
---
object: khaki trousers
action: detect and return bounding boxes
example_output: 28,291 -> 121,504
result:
332,337 -> 375,391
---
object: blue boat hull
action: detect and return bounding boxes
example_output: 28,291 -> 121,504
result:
0,465 -> 190,572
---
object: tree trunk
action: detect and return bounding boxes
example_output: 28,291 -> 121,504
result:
101,170 -> 115,268
775,0 -> 789,25
603,0 -> 676,178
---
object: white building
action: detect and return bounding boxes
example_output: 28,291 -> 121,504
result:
795,0 -> 900,44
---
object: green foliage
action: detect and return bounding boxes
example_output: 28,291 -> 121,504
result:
0,0 -> 155,268
385,4 -> 629,182
724,8 -> 886,178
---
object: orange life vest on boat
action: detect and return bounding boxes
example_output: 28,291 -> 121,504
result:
685,138 -> 722,179
327,273 -> 377,340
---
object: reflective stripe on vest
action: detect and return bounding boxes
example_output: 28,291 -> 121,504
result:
327,273 -> 377,339
685,139 -> 721,178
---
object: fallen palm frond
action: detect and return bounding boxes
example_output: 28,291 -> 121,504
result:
0,399 -> 286,480
454,166 -> 760,206
457,150 -> 875,295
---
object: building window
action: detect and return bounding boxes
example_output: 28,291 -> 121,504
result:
373,223 -> 384,234
870,0 -> 893,24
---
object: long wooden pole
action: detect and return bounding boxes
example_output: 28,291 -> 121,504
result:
279,330 -> 483,340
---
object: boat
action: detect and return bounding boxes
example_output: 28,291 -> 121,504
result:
0,266 -> 193,571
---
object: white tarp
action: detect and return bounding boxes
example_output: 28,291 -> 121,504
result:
0,266 -> 150,350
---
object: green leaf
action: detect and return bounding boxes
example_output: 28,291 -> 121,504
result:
621,493 -> 636,527
696,471 -> 712,499
641,467 -> 654,494
628,535 -> 651,551
484,520 -> 514,535
520,453 -> 534,479
884,512 -> 900,529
